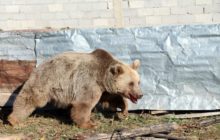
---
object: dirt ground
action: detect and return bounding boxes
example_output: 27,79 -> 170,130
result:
0,108 -> 220,140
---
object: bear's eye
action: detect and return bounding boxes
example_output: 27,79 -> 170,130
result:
129,82 -> 134,86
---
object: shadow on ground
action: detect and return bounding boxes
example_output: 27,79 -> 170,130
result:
0,103 -> 123,126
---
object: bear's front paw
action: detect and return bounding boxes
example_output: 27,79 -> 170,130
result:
122,110 -> 128,117
117,111 -> 129,120
78,120 -> 97,129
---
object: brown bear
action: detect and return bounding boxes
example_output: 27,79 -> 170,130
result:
8,49 -> 142,129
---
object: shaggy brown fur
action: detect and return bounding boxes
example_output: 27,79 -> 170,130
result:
8,49 -> 142,129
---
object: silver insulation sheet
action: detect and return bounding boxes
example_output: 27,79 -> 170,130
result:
1,24 -> 220,110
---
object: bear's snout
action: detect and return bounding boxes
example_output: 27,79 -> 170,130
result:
137,94 -> 143,99
129,92 -> 143,104
133,92 -> 143,99
133,88 -> 143,99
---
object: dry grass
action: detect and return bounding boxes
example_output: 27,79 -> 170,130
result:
0,108 -> 220,140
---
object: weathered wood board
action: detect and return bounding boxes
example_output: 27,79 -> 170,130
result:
0,60 -> 36,107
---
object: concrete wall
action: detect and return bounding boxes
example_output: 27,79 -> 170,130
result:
0,0 -> 220,30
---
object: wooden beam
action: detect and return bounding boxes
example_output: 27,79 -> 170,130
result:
150,133 -> 186,140
166,112 -> 220,119
80,123 -> 179,140
199,116 -> 220,127
150,110 -> 169,115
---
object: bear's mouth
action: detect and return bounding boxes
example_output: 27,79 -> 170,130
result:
129,94 -> 138,104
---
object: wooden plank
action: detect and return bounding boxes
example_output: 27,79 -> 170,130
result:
79,123 -> 179,140
150,110 -> 169,115
0,60 -> 36,107
0,60 -> 36,87
150,133 -> 186,140
199,116 -> 220,127
166,112 -> 220,119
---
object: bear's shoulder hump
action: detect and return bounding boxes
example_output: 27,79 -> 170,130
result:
91,49 -> 113,60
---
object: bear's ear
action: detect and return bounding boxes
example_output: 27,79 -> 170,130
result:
110,65 -> 124,76
131,59 -> 140,70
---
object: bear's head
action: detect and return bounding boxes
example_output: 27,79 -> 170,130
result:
104,59 -> 143,104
